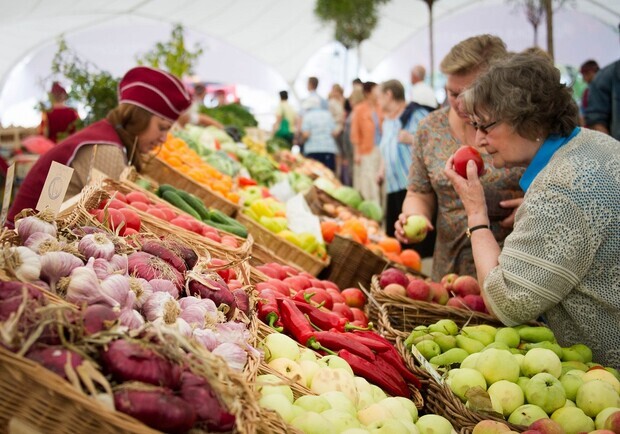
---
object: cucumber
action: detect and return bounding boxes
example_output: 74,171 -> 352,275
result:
162,190 -> 201,220
157,183 -> 178,197
207,208 -> 231,225
176,190 -> 210,220
206,220 -> 248,238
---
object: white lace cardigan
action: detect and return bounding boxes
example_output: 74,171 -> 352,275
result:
484,128 -> 620,368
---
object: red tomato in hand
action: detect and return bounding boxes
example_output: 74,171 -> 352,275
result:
453,146 -> 484,178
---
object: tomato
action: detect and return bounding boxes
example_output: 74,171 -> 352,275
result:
331,303 -> 354,321
148,208 -> 167,221
99,198 -> 127,210
111,192 -> 128,203
170,216 -> 193,232
130,202 -> 149,212
452,146 -> 484,178
220,235 -> 238,248
96,208 -> 126,235
118,208 -> 141,232
123,227 -> 139,236
125,191 -> 150,204
157,206 -> 177,222
203,231 -> 222,243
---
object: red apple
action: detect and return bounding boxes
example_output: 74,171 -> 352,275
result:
341,288 -> 366,308
322,280 -> 339,291
440,273 -> 459,291
326,288 -> 346,304
463,294 -> 486,312
529,418 -> 565,434
453,275 -> 480,296
350,308 -> 368,327
406,279 -> 432,301
379,268 -> 409,289
430,282 -> 449,305
383,283 -> 407,297
453,145 -> 484,178
446,296 -> 467,309
332,303 -> 354,321
604,410 -> 620,433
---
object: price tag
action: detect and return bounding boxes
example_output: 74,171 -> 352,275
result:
0,163 -> 16,226
36,161 -> 74,216
409,344 -> 445,385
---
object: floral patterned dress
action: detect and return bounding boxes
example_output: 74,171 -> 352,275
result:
409,107 -> 525,281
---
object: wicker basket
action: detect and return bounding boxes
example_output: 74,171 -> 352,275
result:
367,275 -> 503,340
303,185 -> 364,219
236,213 -> 328,276
141,156 -> 239,217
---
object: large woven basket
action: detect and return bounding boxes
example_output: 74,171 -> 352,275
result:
236,213 -> 328,276
367,275 -> 503,339
141,156 -> 239,217
303,185 -> 364,219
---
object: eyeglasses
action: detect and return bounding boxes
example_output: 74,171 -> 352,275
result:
472,120 -> 498,134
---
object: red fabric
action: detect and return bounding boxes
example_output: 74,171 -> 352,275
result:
118,66 -> 191,122
0,156 -> 8,176
50,82 -> 67,98
7,119 -> 123,224
43,106 -> 80,143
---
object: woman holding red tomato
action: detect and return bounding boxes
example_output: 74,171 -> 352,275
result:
445,52 -> 620,368
395,35 -> 524,281
8,66 -> 191,225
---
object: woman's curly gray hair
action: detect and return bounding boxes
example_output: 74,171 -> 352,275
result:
462,52 -> 579,140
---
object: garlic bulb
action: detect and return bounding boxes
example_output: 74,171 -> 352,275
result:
7,246 -> 41,282
119,308 -> 145,330
100,274 -> 130,306
39,251 -> 83,291
192,328 -> 219,351
78,233 -> 115,261
149,279 -> 179,299
153,317 -> 192,337
142,292 -> 180,324
128,277 -> 153,309
15,216 -> 57,243
212,343 -> 247,371
179,297 -> 218,328
64,258 -> 117,307
24,232 -> 60,254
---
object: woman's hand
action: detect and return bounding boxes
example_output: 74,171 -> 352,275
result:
395,212 -> 434,244
398,130 -> 415,145
444,155 -> 489,226
499,197 -> 524,228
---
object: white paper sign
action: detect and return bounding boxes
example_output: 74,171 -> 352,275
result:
0,163 -> 16,226
285,193 -> 323,242
36,161 -> 74,216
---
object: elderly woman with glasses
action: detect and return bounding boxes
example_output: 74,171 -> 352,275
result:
395,35 -> 524,280
445,52 -> 620,368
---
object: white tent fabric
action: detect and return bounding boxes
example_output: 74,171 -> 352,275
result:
1,0 -> 619,126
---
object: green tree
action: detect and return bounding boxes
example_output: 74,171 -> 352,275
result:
50,37 -> 119,126
136,24 -> 203,78
314,0 -> 390,50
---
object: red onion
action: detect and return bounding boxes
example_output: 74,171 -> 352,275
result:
114,387 -> 196,433
26,346 -> 84,380
140,241 -> 187,274
187,273 -> 236,320
101,339 -> 181,389
83,304 -> 119,335
128,252 -> 183,291
180,371 -> 235,431
162,239 -> 198,269
232,289 -> 250,316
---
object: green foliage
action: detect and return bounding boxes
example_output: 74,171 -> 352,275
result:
314,0 -> 390,48
50,37 -> 119,126
136,24 -> 203,78
199,103 -> 258,135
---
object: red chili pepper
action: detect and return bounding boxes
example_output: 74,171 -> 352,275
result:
279,163 -> 290,173
353,331 -> 422,389
312,331 -> 375,361
257,289 -> 283,332
292,300 -> 346,332
238,176 -> 257,187
346,332 -> 392,353
277,298 -> 315,344
338,350 -> 410,398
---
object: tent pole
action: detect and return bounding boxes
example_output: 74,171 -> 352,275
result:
545,0 -> 554,61
426,0 -> 435,89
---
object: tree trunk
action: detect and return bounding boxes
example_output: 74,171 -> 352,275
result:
427,0 -> 435,89
545,0 -> 554,60
533,23 -> 539,46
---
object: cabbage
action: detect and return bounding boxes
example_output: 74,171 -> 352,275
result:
313,177 -> 336,195
332,186 -> 363,209
358,200 -> 383,222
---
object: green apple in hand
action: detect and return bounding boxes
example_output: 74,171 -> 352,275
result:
403,215 -> 428,243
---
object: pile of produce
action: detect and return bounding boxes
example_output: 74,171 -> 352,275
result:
200,103 -> 258,135
403,319 -> 620,431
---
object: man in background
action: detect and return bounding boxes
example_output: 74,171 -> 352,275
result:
410,65 -> 438,110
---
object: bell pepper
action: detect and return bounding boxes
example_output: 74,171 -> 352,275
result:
238,176 -> 257,187
338,349 -> 410,398
277,298 -> 315,344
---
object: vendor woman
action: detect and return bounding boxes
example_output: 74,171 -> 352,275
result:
8,66 -> 191,224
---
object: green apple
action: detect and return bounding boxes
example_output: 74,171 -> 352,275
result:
560,369 -> 585,401
428,319 -> 459,336
392,397 -> 419,423
433,334 -> 458,353
471,420 -> 511,434
563,399 -> 576,407
582,369 -> 620,393
495,327 -> 521,348
403,215 -> 428,243
399,420 -> 420,434
320,391 -> 357,416
446,368 -> 487,401
367,419 -> 410,434
311,367 -> 358,403
299,360 -> 321,388
295,395 -> 332,413
291,411 -> 335,434
321,409 -> 361,431
318,355 -> 354,376
256,374 -> 294,403
575,379 -> 620,417
595,406 -> 620,429
569,344 -> 593,363
259,393 -> 298,423
356,391 -> 375,411
261,333 -> 300,362
517,376 -> 531,394
524,373 -> 566,414
476,349 -> 521,384
551,406 -> 595,434
369,385 -> 387,403
341,430 -> 370,434
268,358 -> 306,386
299,348 -> 319,362
415,414 -> 453,434
488,380 -> 525,417
377,397 -> 413,422
606,367 -> 620,382
461,352 -> 482,370
522,348 -> 562,378
357,402 -> 392,425
416,340 -> 441,360
561,361 -> 589,376
507,404 -> 549,426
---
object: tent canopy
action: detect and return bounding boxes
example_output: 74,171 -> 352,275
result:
1,0 -> 618,125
